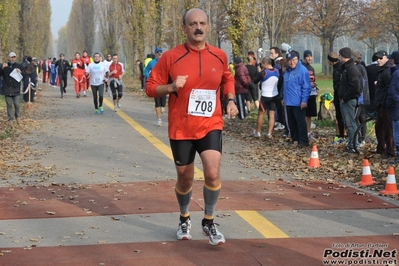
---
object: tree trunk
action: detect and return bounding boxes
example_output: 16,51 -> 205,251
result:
321,38 -> 329,76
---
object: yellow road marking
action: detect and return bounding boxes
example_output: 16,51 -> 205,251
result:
97,93 -> 287,239
235,210 -> 289,238
102,98 -> 204,179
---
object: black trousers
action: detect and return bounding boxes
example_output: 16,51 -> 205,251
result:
286,106 -> 308,145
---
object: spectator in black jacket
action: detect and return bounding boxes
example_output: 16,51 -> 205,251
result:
245,56 -> 259,113
366,52 -> 379,108
374,50 -> 395,158
328,52 -> 344,143
22,56 -> 37,103
337,47 -> 362,153
0,52 -> 24,122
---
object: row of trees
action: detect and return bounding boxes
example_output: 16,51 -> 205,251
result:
90,0 -> 399,75
0,0 -> 52,63
1,0 -> 395,75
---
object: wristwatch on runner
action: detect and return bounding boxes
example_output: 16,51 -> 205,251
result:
228,98 -> 237,105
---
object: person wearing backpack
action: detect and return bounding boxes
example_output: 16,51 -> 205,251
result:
337,47 -> 362,153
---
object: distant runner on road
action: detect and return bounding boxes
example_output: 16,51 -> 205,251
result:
86,53 -> 108,114
108,54 -> 124,112
71,53 -> 86,98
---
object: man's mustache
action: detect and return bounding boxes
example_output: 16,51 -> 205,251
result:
194,29 -> 203,35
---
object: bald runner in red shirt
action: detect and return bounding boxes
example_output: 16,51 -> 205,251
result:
146,8 -> 237,246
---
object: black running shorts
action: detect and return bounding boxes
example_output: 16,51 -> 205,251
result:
306,95 -> 317,117
169,130 -> 222,166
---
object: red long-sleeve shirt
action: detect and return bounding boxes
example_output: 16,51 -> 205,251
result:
146,42 -> 234,140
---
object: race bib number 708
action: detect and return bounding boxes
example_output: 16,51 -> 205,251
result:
187,89 -> 216,117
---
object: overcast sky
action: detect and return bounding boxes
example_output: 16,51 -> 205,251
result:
50,0 -> 73,39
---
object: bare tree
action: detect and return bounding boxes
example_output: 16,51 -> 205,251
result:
296,0 -> 358,75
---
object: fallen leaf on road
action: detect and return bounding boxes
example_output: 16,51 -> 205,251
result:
46,211 -> 56,215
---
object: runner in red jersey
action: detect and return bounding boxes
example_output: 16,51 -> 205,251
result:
108,54 -> 125,111
146,8 -> 237,246
71,53 -> 86,98
82,50 -> 93,96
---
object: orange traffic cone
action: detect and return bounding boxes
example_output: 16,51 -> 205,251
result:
358,159 -> 376,186
308,145 -> 320,168
380,166 -> 399,195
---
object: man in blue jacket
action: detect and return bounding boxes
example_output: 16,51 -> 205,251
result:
282,51 -> 311,147
0,52 -> 24,122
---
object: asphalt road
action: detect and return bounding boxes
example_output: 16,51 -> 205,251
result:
0,81 -> 398,266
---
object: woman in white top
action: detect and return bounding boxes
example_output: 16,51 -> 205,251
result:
253,57 -> 280,138
86,53 -> 109,114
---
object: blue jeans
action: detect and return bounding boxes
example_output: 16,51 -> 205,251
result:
392,120 -> 399,156
340,99 -> 357,149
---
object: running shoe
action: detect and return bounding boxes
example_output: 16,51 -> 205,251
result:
99,107 -> 104,114
157,119 -> 162,127
274,123 -> 285,131
94,109 -> 99,114
176,218 -> 192,240
266,133 -> 272,138
252,130 -> 261,137
202,220 -> 225,246
308,132 -> 317,141
117,101 -> 121,108
83,91 -> 87,97
359,141 -> 365,147
345,147 -> 356,153
114,105 -> 118,112
76,94 -> 80,98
